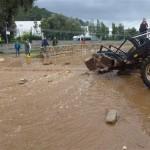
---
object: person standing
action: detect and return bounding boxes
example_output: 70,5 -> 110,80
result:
52,37 -> 58,46
24,40 -> 31,56
41,37 -> 50,64
29,41 -> 31,55
139,18 -> 148,44
41,37 -> 49,56
14,41 -> 21,57
41,37 -> 49,50
139,18 -> 148,34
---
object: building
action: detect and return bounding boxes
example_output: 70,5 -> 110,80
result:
15,21 -> 42,37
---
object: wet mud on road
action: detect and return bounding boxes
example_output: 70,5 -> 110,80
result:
105,71 -> 150,134
0,53 -> 150,150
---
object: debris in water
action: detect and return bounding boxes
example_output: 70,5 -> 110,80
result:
0,57 -> 5,62
64,62 -> 70,65
81,72 -> 90,76
43,74 -> 48,77
105,109 -> 118,124
122,146 -> 127,150
43,61 -> 53,65
18,78 -> 28,85
48,79 -> 53,83
65,70 -> 71,74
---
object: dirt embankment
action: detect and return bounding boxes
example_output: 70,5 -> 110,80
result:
0,54 -> 150,150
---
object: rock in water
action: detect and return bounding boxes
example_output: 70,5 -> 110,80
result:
0,58 -> 5,62
18,78 -> 28,85
122,146 -> 127,150
106,109 -> 118,124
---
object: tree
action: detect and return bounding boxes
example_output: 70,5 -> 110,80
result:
112,23 -> 117,40
111,23 -> 125,40
15,6 -> 53,21
96,19 -> 101,38
125,27 -> 138,37
0,0 -> 35,42
99,22 -> 109,40
41,14 -> 83,40
117,23 -> 124,40
95,20 -> 109,40
88,22 -> 96,35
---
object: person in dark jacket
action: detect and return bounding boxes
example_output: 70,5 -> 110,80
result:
24,40 -> 31,56
52,37 -> 58,46
41,37 -> 50,64
139,18 -> 148,44
42,37 -> 49,48
14,41 -> 21,57
139,18 -> 148,34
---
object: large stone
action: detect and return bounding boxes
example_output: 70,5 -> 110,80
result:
43,61 -> 53,65
18,78 -> 28,85
64,62 -> 70,65
0,58 -> 5,62
122,146 -> 127,150
106,109 -> 118,124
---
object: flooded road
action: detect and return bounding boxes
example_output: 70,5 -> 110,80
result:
107,72 -> 150,134
0,53 -> 150,150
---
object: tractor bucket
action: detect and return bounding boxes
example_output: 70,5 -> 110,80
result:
84,57 -> 96,71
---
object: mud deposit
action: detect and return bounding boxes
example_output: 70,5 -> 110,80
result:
0,53 -> 150,150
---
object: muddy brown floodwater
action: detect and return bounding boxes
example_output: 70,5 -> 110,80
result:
108,72 -> 150,134
0,52 -> 150,150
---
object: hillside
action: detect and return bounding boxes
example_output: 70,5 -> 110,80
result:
15,6 -> 54,21
15,6 -> 87,26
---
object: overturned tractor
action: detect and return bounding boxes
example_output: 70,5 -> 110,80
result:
85,32 -> 150,88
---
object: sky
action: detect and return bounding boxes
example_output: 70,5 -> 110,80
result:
35,0 -> 150,29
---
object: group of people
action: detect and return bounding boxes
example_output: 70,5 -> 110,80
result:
14,37 -> 58,57
41,37 -> 58,47
14,40 -> 31,57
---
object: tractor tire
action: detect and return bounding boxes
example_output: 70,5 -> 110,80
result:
141,57 -> 150,88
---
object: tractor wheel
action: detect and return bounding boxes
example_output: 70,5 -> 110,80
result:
141,57 -> 150,88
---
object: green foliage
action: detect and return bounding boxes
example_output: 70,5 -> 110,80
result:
75,18 -> 88,26
0,0 -> 139,42
117,24 -> 124,40
111,23 -> 138,40
111,23 -> 124,40
125,27 -> 138,37
111,23 -> 116,40
15,6 -> 53,21
0,0 -> 35,42
96,20 -> 109,40
89,22 -> 96,35
41,14 -> 83,40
